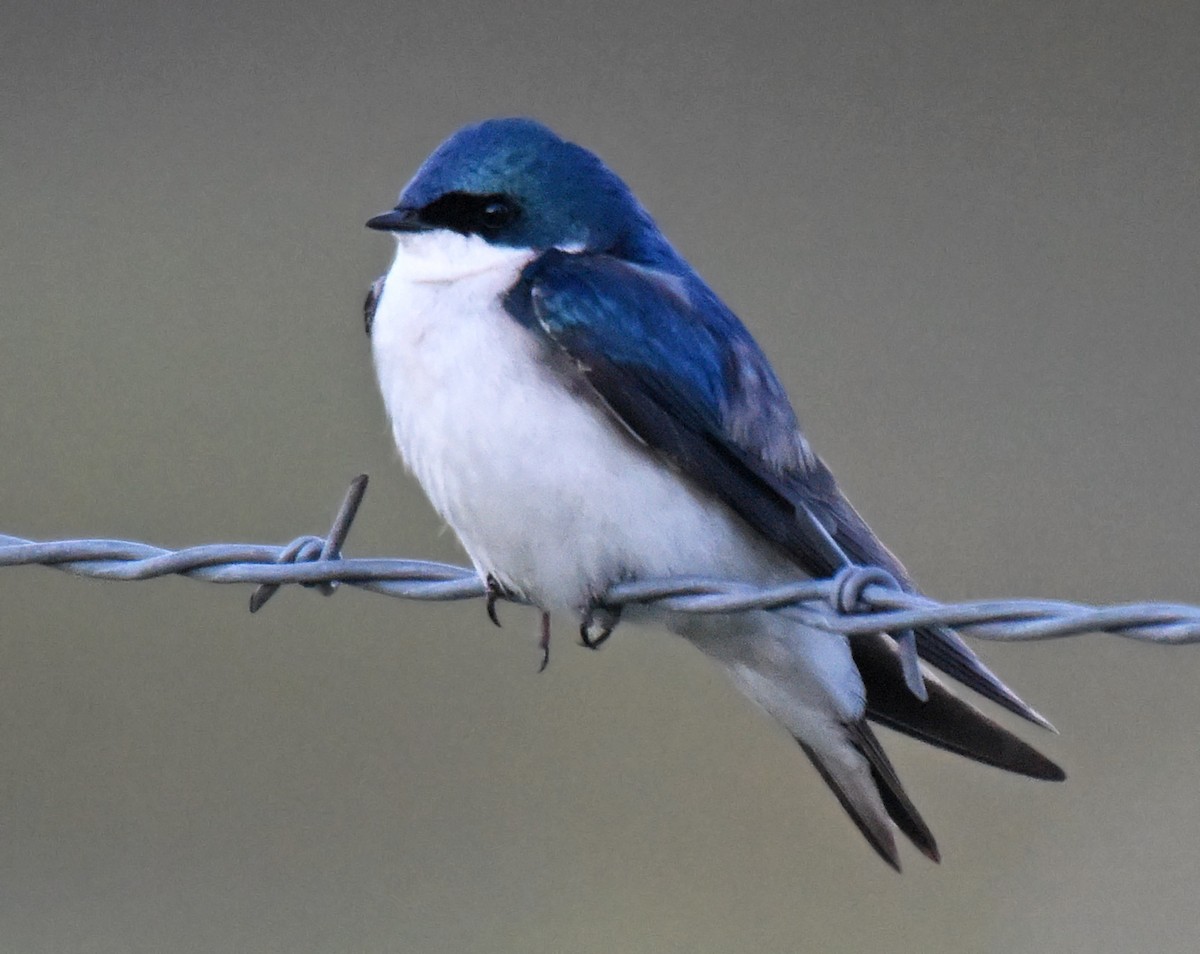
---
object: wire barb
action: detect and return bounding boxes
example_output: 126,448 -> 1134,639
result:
3,476 -> 1200,651
833,566 -> 928,701
248,475 -> 369,613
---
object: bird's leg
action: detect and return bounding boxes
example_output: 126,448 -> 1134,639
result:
538,612 -> 551,673
485,573 -> 506,628
579,603 -> 622,650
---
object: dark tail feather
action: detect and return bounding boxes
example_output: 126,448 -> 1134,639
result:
795,736 -> 902,871
850,721 -> 941,863
853,635 -> 1066,781
796,721 -> 939,870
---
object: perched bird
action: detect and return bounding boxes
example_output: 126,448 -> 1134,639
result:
364,117 -> 1063,870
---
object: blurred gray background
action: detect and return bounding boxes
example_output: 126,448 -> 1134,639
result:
3,1 -> 1199,951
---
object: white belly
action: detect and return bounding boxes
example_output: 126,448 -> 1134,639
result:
369,233 -> 792,614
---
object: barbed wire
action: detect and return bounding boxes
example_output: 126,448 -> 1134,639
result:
3,475 -> 1200,650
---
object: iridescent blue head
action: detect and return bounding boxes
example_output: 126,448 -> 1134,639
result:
367,118 -> 675,267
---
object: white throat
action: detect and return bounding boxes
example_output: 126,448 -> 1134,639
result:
385,229 -> 535,284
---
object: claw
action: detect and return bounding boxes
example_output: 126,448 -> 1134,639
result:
485,573 -> 504,628
579,604 -> 622,650
538,612 -> 551,672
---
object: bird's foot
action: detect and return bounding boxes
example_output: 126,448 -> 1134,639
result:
485,573 -> 508,628
538,612 -> 551,673
579,604 -> 622,650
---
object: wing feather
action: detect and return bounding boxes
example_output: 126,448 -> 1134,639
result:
504,249 -> 1053,731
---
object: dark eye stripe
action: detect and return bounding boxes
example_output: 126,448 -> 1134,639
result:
419,192 -> 520,235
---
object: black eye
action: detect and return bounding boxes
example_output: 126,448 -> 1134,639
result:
479,197 -> 517,232
417,191 -> 520,236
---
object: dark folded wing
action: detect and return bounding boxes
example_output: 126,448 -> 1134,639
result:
504,249 -> 1051,729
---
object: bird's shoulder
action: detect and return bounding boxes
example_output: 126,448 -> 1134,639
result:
505,249 -> 810,467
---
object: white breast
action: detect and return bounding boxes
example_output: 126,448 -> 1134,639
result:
370,231 -> 792,614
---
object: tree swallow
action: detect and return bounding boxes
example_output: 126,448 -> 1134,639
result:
364,117 -> 1063,870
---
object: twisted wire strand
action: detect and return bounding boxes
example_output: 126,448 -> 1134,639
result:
3,476 -> 1199,646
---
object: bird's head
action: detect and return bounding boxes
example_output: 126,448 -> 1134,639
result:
367,118 -> 668,263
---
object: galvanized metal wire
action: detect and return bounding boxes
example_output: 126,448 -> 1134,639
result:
3,475 -> 1200,646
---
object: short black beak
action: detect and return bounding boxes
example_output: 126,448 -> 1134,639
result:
365,206 -> 432,232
